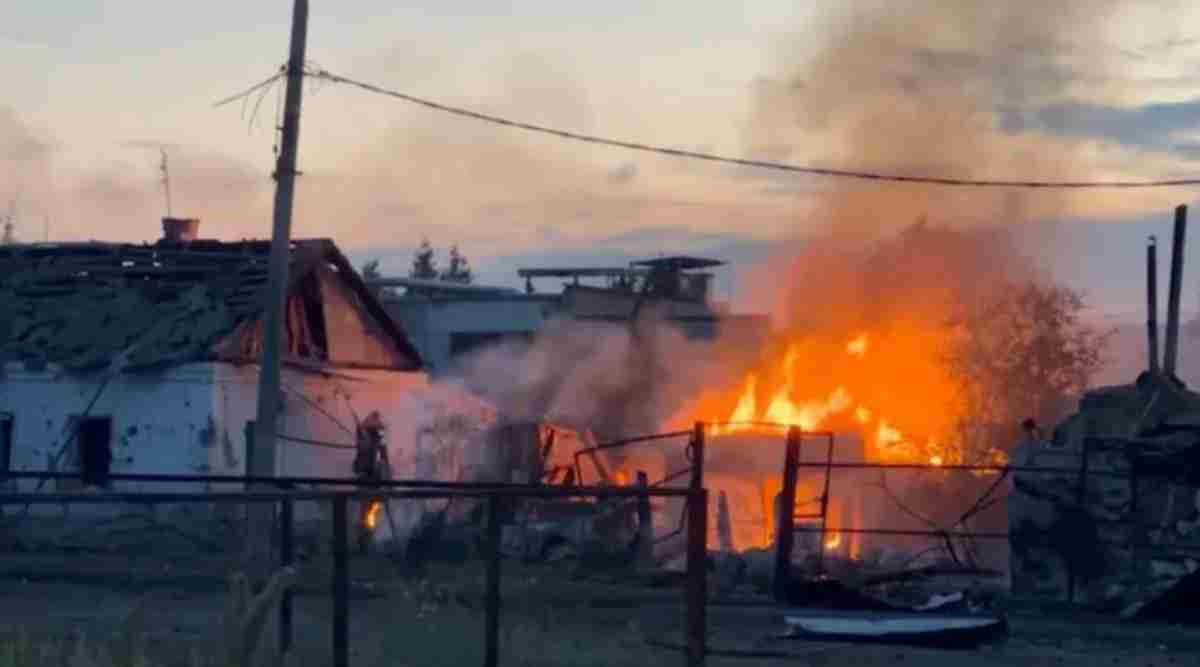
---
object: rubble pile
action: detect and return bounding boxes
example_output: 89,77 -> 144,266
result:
1010,372 -> 1200,616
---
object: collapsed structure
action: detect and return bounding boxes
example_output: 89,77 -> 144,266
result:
1011,206 -> 1200,618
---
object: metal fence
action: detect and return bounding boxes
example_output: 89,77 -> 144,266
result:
0,479 -> 709,667
1,422 -> 1182,664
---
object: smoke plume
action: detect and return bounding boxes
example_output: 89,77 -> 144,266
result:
454,313 -> 749,443
745,0 -> 1184,238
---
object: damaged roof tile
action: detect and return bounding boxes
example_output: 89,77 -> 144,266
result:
0,238 -> 422,373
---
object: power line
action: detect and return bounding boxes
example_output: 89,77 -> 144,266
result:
302,66 -> 1200,190
212,69 -> 285,109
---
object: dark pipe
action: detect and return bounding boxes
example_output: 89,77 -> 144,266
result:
1165,205 -> 1188,376
1149,236 -> 1159,374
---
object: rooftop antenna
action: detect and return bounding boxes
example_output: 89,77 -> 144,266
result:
159,147 -> 174,217
2,193 -> 19,245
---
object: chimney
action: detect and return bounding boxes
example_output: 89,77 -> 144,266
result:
161,217 -> 199,243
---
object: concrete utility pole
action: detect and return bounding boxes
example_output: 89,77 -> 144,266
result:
246,0 -> 308,584
252,0 -> 309,484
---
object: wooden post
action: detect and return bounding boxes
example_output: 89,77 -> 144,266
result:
1164,204 -> 1188,376
716,491 -> 734,553
690,422 -> 706,491
1148,236 -> 1160,374
636,471 -> 654,564
332,495 -> 349,667
243,421 -> 256,488
1067,436 -> 1092,605
685,488 -> 709,667
484,496 -> 502,667
773,428 -> 800,602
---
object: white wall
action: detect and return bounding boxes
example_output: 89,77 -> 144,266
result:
0,362 -> 218,515
1,360 -> 494,540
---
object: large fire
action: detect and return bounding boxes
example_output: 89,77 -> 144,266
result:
667,318 -> 1010,556
707,332 -> 956,466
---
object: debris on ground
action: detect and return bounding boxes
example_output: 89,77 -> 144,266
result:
780,608 -> 1008,650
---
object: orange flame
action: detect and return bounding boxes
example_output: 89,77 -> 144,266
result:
365,501 -> 382,530
846,334 -> 868,358
681,325 -> 1006,559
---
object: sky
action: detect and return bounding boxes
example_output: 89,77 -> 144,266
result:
5,1 -> 1200,320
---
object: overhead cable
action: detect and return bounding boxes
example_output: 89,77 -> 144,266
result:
301,67 -> 1200,190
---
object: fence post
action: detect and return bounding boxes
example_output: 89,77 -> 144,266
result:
485,495 -> 502,667
279,497 -> 294,657
332,494 -> 349,667
1068,436 -> 1091,605
815,433 -> 834,577
636,471 -> 654,564
716,491 -> 734,553
690,423 -> 706,490
773,428 -> 800,602
1130,454 -> 1144,595
686,488 -> 709,667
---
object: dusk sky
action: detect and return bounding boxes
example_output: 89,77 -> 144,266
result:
6,1 -> 1200,320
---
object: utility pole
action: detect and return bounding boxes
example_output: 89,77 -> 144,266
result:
248,0 -> 308,579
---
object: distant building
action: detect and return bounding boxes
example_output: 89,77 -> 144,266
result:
376,255 -> 771,375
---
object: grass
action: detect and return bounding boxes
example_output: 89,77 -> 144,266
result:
0,568 -> 296,667
0,557 -> 791,667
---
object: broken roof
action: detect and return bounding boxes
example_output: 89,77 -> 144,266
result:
0,238 -> 423,373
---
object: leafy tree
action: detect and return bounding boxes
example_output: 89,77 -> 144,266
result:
410,239 -> 438,280
441,245 -> 473,284
945,282 -> 1112,464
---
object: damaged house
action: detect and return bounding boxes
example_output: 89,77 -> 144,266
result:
0,218 -> 454,519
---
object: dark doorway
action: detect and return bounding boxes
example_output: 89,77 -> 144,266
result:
0,415 -> 12,482
76,416 -> 113,487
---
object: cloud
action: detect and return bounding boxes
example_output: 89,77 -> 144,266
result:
739,0 -> 1200,238
999,99 -> 1200,157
